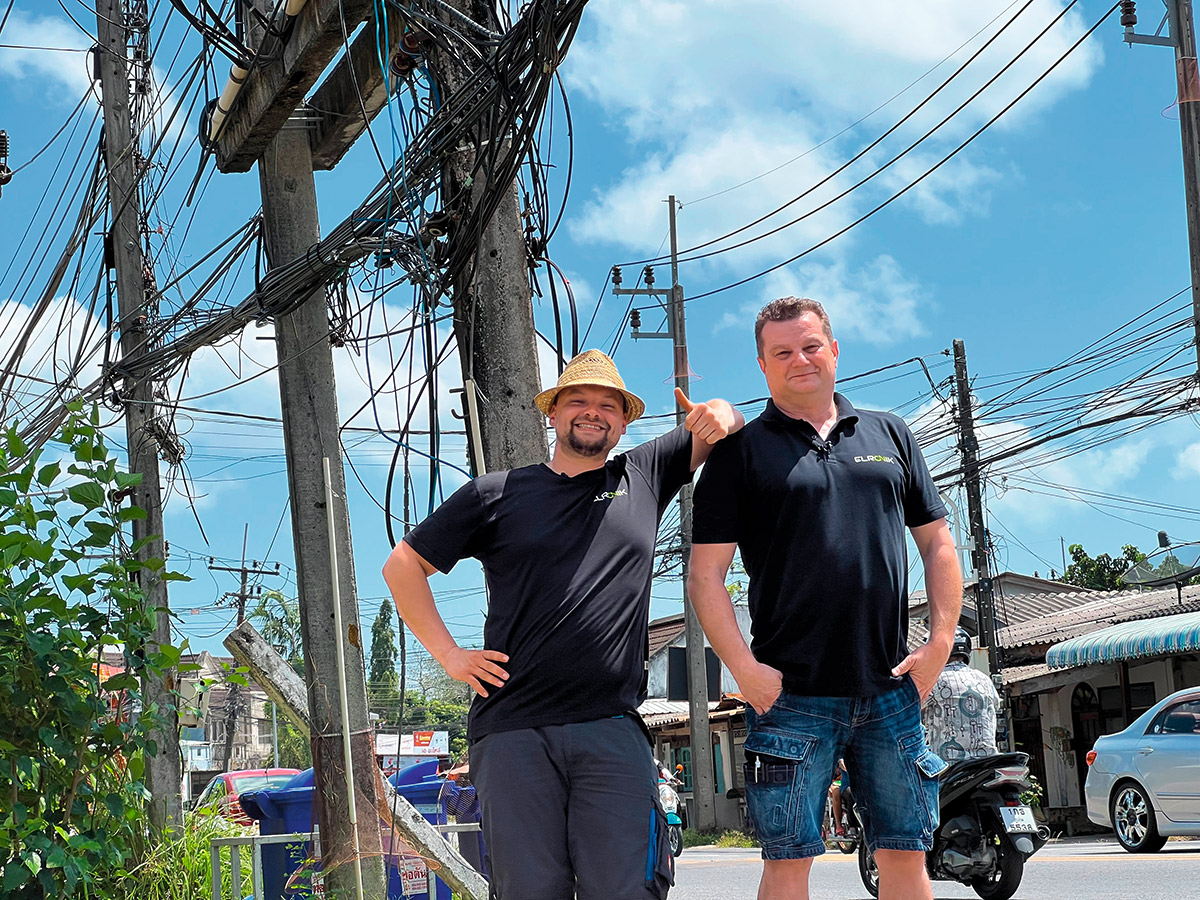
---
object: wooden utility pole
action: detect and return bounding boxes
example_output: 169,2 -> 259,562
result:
95,0 -> 181,834
258,120 -> 387,898
616,197 -> 717,832
428,0 -> 548,472
1125,0 -> 1200,379
952,340 -> 1000,676
1167,0 -> 1200,379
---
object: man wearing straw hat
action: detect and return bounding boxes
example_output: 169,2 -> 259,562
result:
383,349 -> 743,900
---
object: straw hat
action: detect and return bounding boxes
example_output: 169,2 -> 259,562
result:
534,350 -> 646,422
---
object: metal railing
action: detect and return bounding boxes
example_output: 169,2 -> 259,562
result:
210,823 -> 482,899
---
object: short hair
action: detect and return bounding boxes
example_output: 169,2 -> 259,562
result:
754,297 -> 834,355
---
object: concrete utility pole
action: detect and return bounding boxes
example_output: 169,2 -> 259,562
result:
1124,0 -> 1200,379
209,525 -> 278,770
258,121 -> 387,898
427,0 -> 548,472
95,0 -> 181,834
951,340 -> 1000,676
616,196 -> 717,833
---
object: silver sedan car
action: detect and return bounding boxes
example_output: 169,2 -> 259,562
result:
1084,685 -> 1200,852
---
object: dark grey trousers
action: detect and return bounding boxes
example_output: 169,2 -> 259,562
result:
471,715 -> 674,900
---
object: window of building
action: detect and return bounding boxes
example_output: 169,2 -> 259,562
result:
1098,682 -> 1156,735
677,746 -> 693,792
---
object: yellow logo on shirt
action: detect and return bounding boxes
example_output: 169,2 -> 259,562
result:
593,489 -> 628,502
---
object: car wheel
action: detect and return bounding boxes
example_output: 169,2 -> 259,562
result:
1110,782 -> 1168,853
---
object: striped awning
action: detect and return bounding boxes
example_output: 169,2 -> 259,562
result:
1046,610 -> 1200,669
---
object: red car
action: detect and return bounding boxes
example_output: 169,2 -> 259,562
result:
193,768 -> 301,825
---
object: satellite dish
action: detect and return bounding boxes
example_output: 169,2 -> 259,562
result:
1121,541 -> 1200,588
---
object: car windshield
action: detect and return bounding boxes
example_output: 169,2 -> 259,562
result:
230,774 -> 296,794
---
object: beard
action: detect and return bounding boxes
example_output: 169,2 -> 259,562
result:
565,422 -> 610,457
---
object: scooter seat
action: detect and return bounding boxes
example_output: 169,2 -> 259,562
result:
939,752 -> 1028,784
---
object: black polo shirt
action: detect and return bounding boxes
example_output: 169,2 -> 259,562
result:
403,427 -> 693,741
692,394 -> 945,697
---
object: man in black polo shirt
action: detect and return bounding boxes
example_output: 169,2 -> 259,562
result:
382,349 -> 743,900
689,298 -> 962,900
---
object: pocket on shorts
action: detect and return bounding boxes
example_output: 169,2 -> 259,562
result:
644,803 -> 674,899
898,730 -> 947,834
742,730 -> 817,849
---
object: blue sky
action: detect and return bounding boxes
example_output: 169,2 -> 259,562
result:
2,0 -> 1198,663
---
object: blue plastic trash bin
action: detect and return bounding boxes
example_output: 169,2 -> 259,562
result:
242,765 -> 458,900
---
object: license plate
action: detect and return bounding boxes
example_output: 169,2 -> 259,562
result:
999,805 -> 1038,833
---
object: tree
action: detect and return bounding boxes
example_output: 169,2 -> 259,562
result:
248,589 -> 302,676
270,718 -> 312,770
367,600 -> 401,725
369,600 -> 399,693
1062,543 -> 1146,591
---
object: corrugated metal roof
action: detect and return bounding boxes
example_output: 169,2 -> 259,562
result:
998,585 -> 1200,648
1000,663 -> 1052,686
648,613 -> 685,658
1046,610 -> 1200,669
637,697 -> 742,728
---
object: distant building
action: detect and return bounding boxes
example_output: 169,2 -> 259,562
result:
179,651 -> 278,799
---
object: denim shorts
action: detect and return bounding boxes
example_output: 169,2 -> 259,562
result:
743,677 -> 947,860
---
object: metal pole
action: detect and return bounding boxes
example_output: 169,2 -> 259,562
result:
323,457 -> 365,900
271,701 -> 279,766
1167,0 -> 1200,381
669,196 -> 718,833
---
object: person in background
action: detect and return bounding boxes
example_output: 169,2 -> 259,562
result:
922,627 -> 1000,762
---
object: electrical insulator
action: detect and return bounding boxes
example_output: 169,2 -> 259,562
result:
0,130 -> 11,196
1120,1 -> 1137,28
400,30 -> 424,57
611,265 -> 622,287
630,309 -> 641,329
390,51 -> 417,80
644,265 -> 655,286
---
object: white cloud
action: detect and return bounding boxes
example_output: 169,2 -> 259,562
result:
713,254 -> 928,346
566,0 -> 1101,140
0,295 -> 110,426
0,9 -> 94,101
1175,441 -> 1200,479
563,0 -> 1103,338
0,9 -> 188,145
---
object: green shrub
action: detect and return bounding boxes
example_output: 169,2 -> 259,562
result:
681,827 -> 759,849
103,814 -> 253,900
0,405 -> 186,896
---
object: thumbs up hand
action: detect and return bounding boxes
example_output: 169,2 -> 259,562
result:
675,388 -> 738,445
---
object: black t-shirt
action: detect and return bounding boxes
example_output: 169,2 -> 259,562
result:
404,426 -> 694,741
692,395 -> 945,698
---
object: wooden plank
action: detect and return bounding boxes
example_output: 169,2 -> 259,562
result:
215,0 -> 373,172
309,3 -> 406,170
222,621 -> 488,900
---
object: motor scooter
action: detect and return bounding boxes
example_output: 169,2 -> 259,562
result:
857,752 -> 1049,900
656,761 -> 686,858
